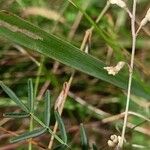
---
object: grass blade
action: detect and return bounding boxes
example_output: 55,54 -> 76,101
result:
10,127 -> 46,143
44,90 -> 51,126
80,123 -> 89,150
55,111 -> 67,144
0,81 -> 28,112
4,112 -> 30,118
0,11 -> 150,99
28,79 -> 34,113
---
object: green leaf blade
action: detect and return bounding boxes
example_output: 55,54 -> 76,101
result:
55,111 -> 67,144
0,11 -> 150,99
44,90 -> 51,126
28,79 -> 34,113
10,127 -> 46,143
0,81 -> 28,112
4,112 -> 30,118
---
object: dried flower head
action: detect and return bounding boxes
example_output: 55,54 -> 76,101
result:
109,0 -> 126,8
104,61 -> 125,76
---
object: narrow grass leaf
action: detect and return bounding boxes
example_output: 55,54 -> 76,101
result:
0,11 -> 150,99
28,79 -> 34,112
10,127 -> 46,143
4,112 -> 30,118
80,124 -> 89,150
55,111 -> 67,144
44,90 -> 51,126
0,81 -> 28,112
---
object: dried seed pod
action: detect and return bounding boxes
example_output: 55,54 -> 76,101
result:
108,135 -> 122,148
117,136 -> 122,145
110,135 -> 118,144
110,134 -> 117,140
108,140 -> 115,147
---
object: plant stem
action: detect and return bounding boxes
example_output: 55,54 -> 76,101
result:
120,0 -> 137,148
28,79 -> 34,150
28,117 -> 33,150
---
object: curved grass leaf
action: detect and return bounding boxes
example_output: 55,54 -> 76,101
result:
0,81 -> 28,112
44,90 -> 51,126
10,127 -> 46,143
4,112 -> 30,118
55,111 -> 67,144
28,79 -> 34,113
80,124 -> 89,150
0,11 -> 150,99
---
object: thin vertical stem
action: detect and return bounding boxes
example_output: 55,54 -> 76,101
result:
28,117 -> 33,150
120,0 -> 137,148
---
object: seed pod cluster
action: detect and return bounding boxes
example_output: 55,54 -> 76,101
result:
107,134 -> 121,148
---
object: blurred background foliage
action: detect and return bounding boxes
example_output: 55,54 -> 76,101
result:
0,0 -> 150,149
